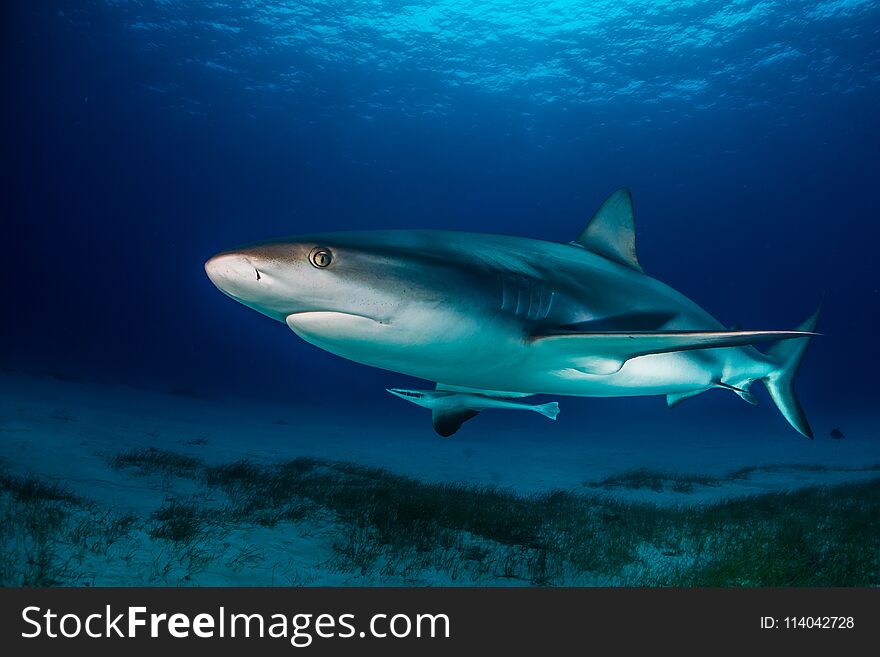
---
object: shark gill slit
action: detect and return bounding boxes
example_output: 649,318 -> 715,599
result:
499,275 -> 552,321
527,284 -> 540,320
514,282 -> 525,316
499,275 -> 513,313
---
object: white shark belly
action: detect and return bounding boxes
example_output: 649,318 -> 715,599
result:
362,343 -> 733,399
287,312 -> 770,399
446,343 -> 772,398
543,351 -> 719,397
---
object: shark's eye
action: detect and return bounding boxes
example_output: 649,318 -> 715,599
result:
309,247 -> 333,268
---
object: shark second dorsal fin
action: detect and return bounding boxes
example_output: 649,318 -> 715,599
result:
667,389 -> 706,408
573,187 -> 643,272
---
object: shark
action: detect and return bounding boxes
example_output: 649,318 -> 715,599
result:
205,188 -> 819,438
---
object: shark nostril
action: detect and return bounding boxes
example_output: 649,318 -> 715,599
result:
255,268 -> 261,281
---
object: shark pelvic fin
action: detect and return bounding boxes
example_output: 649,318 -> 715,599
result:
573,187 -> 642,272
667,389 -> 707,408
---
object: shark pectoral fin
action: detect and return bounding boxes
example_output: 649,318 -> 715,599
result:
667,389 -> 707,408
532,329 -> 818,373
432,408 -> 479,438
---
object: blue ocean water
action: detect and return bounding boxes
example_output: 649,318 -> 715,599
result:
1,2 -> 879,586
4,1 -> 879,412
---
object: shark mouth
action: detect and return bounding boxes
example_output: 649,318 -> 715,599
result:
286,310 -> 388,324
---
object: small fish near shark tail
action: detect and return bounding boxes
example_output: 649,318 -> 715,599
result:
387,387 -> 560,436
432,399 -> 559,436
760,303 -> 822,439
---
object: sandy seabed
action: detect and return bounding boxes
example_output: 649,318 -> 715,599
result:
1,370 -> 876,586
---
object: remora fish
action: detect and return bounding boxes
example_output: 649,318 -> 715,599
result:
206,188 -> 819,438
386,388 -> 560,436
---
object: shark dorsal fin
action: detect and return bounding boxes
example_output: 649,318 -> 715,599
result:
573,187 -> 643,272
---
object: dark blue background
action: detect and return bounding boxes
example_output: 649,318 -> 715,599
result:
2,1 -> 878,417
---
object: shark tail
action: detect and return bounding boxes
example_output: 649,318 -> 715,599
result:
760,304 -> 821,439
536,401 -> 560,420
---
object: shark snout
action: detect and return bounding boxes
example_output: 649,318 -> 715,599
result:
205,252 -> 261,299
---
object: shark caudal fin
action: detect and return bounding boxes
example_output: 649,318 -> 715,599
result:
536,402 -> 560,420
760,304 -> 821,439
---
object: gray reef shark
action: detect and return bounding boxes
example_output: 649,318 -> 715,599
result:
205,188 -> 819,438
